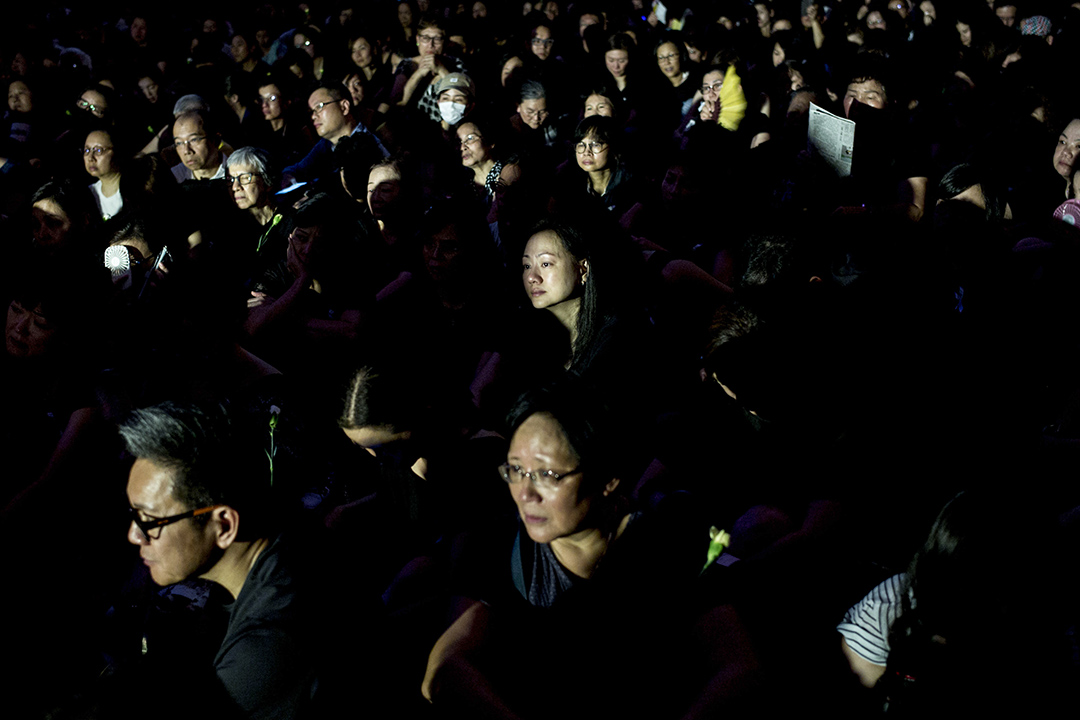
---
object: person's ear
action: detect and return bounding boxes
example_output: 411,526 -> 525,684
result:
580,258 -> 590,285
602,477 -> 621,497
211,505 -> 241,549
340,98 -> 352,116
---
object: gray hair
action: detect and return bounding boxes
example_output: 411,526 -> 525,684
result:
119,402 -> 272,525
227,146 -> 275,185
173,94 -> 208,116
519,79 -> 546,103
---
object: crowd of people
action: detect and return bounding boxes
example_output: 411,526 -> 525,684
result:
3,1 -> 1080,717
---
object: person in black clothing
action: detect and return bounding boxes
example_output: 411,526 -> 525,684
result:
119,401 -> 320,719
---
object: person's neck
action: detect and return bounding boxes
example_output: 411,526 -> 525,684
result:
548,296 -> 580,347
329,120 -> 358,145
614,75 -> 627,91
99,172 -> 121,196
472,158 -> 495,185
232,102 -> 246,122
250,205 -> 275,225
588,167 -> 612,196
192,160 -> 221,180
270,116 -> 285,131
200,536 -> 270,600
667,72 -> 683,87
550,512 -> 631,578
242,56 -> 258,73
362,64 -> 376,81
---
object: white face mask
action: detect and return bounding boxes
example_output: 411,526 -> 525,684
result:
439,101 -> 467,125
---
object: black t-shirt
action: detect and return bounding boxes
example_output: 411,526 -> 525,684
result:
213,533 -> 318,719
449,496 -> 706,719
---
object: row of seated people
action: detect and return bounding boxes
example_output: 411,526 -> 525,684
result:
5,1 -> 1080,717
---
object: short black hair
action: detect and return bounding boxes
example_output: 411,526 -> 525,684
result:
845,56 -> 892,102
506,378 -> 629,491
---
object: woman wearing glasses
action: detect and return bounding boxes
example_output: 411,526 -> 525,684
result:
654,35 -> 698,112
83,127 -> 124,222
224,147 -> 290,295
559,115 -> 646,224
421,381 -> 702,718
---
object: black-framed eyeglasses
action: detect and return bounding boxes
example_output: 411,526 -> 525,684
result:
259,94 -> 280,105
657,52 -> 679,62
460,133 -> 483,146
418,33 -> 445,45
498,463 -> 581,493
575,141 -> 606,155
82,146 -> 113,156
702,81 -> 724,94
128,505 -> 218,542
531,38 -> 555,47
228,172 -> 259,185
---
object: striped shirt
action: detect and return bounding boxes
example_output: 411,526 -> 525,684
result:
837,573 -> 914,666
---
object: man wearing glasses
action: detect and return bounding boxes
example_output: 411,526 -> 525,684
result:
170,110 -> 228,183
121,402 -> 319,717
281,84 -> 388,187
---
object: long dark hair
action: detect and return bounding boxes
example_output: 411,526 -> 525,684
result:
526,213 -> 637,372
882,491 -> 1058,714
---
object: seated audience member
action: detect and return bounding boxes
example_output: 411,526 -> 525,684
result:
221,72 -> 265,149
936,162 -> 1012,223
366,154 -> 422,253
556,115 -> 648,222
292,24 -> 327,82
5,78 -> 48,166
421,381 -> 702,719
255,73 -> 315,168
654,35 -> 697,114
171,110 -> 228,182
29,178 -> 100,262
519,216 -> 655,412
245,192 -> 375,378
346,31 -> 391,114
229,28 -> 271,78
129,70 -> 174,147
835,59 -> 929,222
281,84 -> 388,187
82,126 -> 126,221
391,13 -> 467,121
332,364 -> 507,593
598,32 -> 639,109
837,491 -> 1066,715
509,79 -> 552,142
1052,116 -> 1080,199
521,14 -> 568,98
432,72 -> 476,131
456,116 -> 509,200
225,147 -> 290,289
118,402 -> 321,718
582,87 -> 620,121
